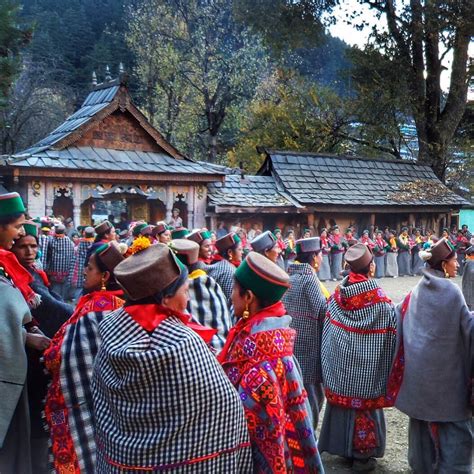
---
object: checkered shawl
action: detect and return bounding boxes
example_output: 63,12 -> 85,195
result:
92,308 -> 253,473
38,234 -> 51,270
206,259 -> 236,304
47,236 -> 75,283
188,274 -> 232,353
321,277 -> 397,401
67,239 -> 93,288
58,293 -> 124,472
282,263 -> 326,384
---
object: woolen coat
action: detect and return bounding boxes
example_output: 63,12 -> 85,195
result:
395,268 -> 474,422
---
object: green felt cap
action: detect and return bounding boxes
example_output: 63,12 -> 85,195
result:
187,229 -> 212,244
132,223 -> 148,237
23,221 -> 39,239
215,232 -> 241,253
0,192 -> 25,218
171,227 -> 190,240
235,251 -> 290,304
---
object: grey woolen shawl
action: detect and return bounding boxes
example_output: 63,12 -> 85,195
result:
395,268 -> 474,422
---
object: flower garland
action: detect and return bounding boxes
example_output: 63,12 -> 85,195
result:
127,236 -> 151,256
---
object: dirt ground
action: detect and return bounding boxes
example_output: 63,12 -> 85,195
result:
319,275 -> 470,473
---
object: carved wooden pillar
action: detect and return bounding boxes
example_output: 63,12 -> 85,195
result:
45,182 -> 54,216
165,186 -> 173,224
187,186 -> 194,229
72,183 -> 81,227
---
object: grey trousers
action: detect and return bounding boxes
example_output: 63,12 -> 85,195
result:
408,417 -> 473,474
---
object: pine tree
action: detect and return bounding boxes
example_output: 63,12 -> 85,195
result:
0,0 -> 31,106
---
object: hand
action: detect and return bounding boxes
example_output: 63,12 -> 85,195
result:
26,333 -> 51,352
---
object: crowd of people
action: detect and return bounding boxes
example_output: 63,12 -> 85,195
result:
0,191 -> 473,474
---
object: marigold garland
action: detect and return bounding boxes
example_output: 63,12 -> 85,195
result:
129,235 -> 151,255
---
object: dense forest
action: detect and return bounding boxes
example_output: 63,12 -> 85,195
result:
1,0 -> 472,192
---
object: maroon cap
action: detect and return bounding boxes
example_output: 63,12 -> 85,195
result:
345,243 -> 373,272
215,232 -> 241,253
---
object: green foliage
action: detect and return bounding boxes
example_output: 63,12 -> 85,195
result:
0,0 -> 31,106
228,72 -> 350,172
345,45 -> 413,159
233,0 -> 336,54
127,0 -> 269,162
20,0 -> 134,99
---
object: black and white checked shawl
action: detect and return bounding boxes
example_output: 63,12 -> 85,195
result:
187,273 -> 232,353
321,277 -> 397,399
92,308 -> 253,473
67,239 -> 93,288
38,234 -> 52,270
282,263 -> 327,385
206,259 -> 236,304
47,236 -> 74,283
60,308 -> 112,472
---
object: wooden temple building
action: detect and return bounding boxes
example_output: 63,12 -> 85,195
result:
207,149 -> 469,235
0,73 -> 223,227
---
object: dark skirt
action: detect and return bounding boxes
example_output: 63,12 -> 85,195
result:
330,253 -> 343,280
411,251 -> 424,275
397,251 -> 411,276
374,255 -> 385,279
385,253 -> 398,277
408,418 -> 472,473
306,382 -> 325,429
0,388 -> 32,474
318,254 -> 331,281
319,404 -> 386,459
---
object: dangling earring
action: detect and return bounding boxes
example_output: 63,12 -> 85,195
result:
370,271 -> 375,277
242,304 -> 250,320
101,276 -> 107,291
443,266 -> 450,278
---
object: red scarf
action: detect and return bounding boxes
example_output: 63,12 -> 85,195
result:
218,301 -> 286,364
199,257 -> 213,265
125,303 -> 216,344
0,248 -> 37,307
348,272 -> 369,284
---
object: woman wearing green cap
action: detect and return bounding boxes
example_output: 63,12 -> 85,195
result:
0,192 -> 47,473
219,251 -> 324,473
43,242 -> 125,473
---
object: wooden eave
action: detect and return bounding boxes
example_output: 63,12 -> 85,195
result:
6,166 -> 224,184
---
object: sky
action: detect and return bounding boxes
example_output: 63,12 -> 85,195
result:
326,1 -> 473,99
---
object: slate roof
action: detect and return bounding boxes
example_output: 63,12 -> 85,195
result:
7,146 -> 219,175
207,175 -> 297,208
19,81 -> 120,156
259,150 -> 468,207
4,75 -> 223,178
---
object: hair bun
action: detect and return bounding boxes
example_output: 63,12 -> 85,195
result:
419,250 -> 433,262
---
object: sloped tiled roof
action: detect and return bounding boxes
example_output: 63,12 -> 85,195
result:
4,76 -> 224,179
8,146 -> 218,175
259,150 -> 468,207
207,175 -> 297,208
19,82 -> 120,156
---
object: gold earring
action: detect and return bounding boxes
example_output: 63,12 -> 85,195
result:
101,276 -> 107,291
444,268 -> 450,278
242,304 -> 250,320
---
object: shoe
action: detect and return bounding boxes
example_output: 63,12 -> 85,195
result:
352,458 -> 377,472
